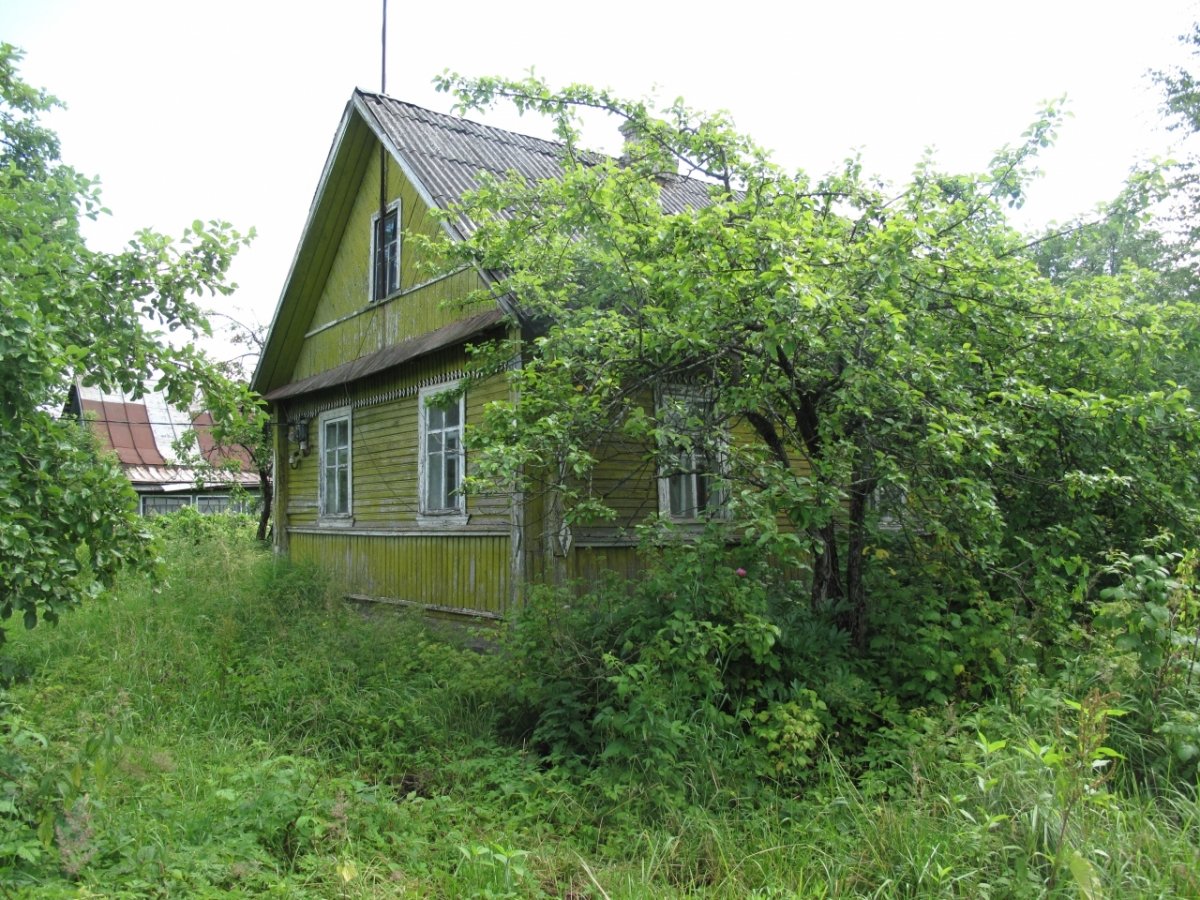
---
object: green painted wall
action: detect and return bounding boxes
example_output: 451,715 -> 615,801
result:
292,153 -> 493,382
279,353 -> 514,613
290,530 -> 511,616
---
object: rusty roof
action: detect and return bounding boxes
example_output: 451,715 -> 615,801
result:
75,385 -> 259,490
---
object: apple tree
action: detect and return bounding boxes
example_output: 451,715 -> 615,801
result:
0,45 -> 250,638
432,75 -> 1200,653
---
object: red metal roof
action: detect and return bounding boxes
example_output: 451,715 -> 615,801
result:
75,385 -> 259,491
84,399 -> 166,466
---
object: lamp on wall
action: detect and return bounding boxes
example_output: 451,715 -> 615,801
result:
288,417 -> 310,468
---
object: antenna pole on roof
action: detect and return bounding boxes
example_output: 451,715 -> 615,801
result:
378,0 -> 388,261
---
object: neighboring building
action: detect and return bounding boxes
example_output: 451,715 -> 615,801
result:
252,92 -> 723,619
66,383 -> 260,516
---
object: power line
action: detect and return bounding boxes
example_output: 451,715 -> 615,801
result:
54,413 -> 226,429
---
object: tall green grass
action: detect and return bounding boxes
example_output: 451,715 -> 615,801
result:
1,512 -> 1197,897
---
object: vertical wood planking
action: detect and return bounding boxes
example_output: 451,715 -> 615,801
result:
289,530 -> 509,615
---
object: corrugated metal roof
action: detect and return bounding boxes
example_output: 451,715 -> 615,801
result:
264,308 -> 506,402
357,92 -> 719,235
86,398 -> 165,466
123,465 -> 260,492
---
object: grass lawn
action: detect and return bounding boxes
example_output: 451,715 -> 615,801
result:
1,514 -> 1197,897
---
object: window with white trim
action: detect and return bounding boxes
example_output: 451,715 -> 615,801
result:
319,407 -> 352,519
657,389 -> 727,521
419,384 -> 465,519
371,202 -> 400,302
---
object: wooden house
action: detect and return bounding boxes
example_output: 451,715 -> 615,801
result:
252,92 -> 724,619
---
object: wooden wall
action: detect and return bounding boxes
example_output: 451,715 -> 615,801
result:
277,352 -> 517,616
291,156 -> 493,382
290,530 -> 511,617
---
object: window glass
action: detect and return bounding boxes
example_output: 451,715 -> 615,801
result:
142,495 -> 191,517
421,390 -> 464,514
373,208 -> 399,301
320,412 -> 351,517
660,391 -> 725,520
196,495 -> 229,514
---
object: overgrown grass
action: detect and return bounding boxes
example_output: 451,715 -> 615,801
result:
1,514 -> 1197,896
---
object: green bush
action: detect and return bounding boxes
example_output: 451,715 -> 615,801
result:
1085,539 -> 1200,791
496,532 -> 836,808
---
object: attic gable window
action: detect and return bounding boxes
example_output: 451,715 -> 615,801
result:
372,202 -> 400,302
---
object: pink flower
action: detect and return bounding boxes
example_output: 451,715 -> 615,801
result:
735,567 -> 747,578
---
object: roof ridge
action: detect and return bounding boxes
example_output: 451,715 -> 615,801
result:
355,89 -> 573,158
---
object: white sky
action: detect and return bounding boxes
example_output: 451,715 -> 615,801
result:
3,0 -> 1198,354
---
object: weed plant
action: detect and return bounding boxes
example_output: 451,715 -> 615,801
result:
0,511 -> 1198,896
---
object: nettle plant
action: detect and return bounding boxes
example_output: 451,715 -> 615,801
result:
1093,539 -> 1200,785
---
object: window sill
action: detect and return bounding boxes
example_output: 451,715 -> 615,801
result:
317,516 -> 356,528
416,513 -> 469,528
370,288 -> 402,306
662,512 -> 730,525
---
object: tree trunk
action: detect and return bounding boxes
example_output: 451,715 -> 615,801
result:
844,479 -> 873,650
810,522 -> 843,612
256,466 -> 273,543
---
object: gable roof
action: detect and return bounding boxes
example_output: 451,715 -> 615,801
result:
253,91 -> 717,397
359,92 -> 716,237
69,384 -> 259,491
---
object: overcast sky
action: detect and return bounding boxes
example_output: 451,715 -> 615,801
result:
3,0 -> 1198,354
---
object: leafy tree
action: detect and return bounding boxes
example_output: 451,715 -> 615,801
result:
174,314 -> 273,542
1032,22 -> 1200,319
1156,24 -> 1200,136
1141,23 -> 1200,285
432,75 -> 1200,654
0,45 -> 250,638
204,379 -> 273,545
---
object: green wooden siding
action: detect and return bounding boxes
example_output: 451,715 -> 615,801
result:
292,156 -> 492,382
277,349 -> 515,615
583,435 -> 658,534
282,351 -> 510,527
567,545 -> 642,584
290,529 -> 511,616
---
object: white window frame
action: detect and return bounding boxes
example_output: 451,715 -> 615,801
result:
417,382 -> 467,526
656,387 -> 728,522
871,481 -> 908,532
318,406 -> 353,522
370,200 -> 401,303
